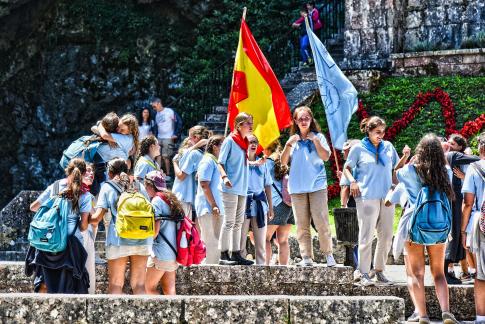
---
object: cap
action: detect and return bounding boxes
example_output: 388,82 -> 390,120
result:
145,170 -> 167,190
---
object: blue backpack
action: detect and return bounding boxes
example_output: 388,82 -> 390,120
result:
409,185 -> 452,245
59,135 -> 101,169
28,181 -> 71,253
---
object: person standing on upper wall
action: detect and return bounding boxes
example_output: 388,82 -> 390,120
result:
151,97 -> 176,181
343,116 -> 400,287
281,106 -> 336,268
218,112 -> 254,266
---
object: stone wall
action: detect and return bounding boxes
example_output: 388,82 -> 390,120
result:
344,0 -> 485,69
391,48 -> 485,76
403,0 -> 485,52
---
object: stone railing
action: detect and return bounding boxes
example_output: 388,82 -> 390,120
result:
390,48 -> 485,76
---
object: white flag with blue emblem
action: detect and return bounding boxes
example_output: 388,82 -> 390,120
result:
305,17 -> 358,150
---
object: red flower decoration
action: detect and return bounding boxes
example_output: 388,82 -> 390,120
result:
326,88 -> 484,199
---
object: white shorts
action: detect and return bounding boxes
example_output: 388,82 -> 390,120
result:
147,257 -> 178,272
106,245 -> 151,260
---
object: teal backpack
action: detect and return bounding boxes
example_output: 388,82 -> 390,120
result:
409,184 -> 452,245
28,181 -> 71,253
59,135 -> 102,169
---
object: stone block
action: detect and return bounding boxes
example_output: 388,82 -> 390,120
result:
407,0 -> 423,10
183,296 -> 289,323
368,8 -> 387,28
447,4 -> 465,24
344,30 -> 361,58
424,7 -> 446,27
353,283 -> 475,320
289,296 -> 404,323
406,10 -> 423,29
86,295 -> 182,323
361,29 -> 377,54
376,27 -> 392,55
0,191 -> 39,248
0,293 -> 88,323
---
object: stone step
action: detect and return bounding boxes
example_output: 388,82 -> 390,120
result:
0,262 -> 474,320
0,293 -> 404,323
1,235 -> 409,266
204,113 -> 226,123
211,105 -> 227,114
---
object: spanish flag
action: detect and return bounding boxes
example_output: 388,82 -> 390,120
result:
227,17 -> 292,148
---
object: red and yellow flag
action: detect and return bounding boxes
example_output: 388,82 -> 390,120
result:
227,18 -> 292,148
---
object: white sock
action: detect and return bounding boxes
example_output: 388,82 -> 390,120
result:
469,267 -> 476,274
476,315 -> 485,322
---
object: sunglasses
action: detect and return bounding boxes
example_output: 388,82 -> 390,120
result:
296,117 -> 312,123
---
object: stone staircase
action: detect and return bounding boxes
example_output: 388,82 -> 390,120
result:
0,190 -> 477,322
199,98 -> 229,135
0,262 -> 476,321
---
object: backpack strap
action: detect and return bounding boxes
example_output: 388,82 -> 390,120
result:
471,162 -> 485,182
140,157 -> 159,171
272,183 -> 283,199
51,180 -> 61,198
158,231 -> 177,256
105,180 -> 123,221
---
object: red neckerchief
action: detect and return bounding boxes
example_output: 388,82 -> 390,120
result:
230,130 -> 249,160
81,183 -> 91,194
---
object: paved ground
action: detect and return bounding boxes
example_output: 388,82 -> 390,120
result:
385,264 -> 475,286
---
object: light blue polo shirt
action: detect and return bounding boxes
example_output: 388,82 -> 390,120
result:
461,160 -> 485,232
218,136 -> 249,196
345,140 -> 399,200
266,159 -> 282,207
462,160 -> 485,212
288,132 -> 331,194
151,196 -> 177,262
37,178 -> 92,237
96,133 -> 134,162
247,161 -> 273,216
172,149 -> 204,205
195,155 -> 224,217
134,155 -> 159,181
96,181 -> 152,247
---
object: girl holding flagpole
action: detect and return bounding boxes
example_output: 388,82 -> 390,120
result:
218,112 -> 254,265
281,106 -> 336,267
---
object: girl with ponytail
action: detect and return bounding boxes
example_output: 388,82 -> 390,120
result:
90,158 -> 151,295
194,135 -> 225,264
172,125 -> 212,219
29,158 -> 93,293
30,158 -> 92,234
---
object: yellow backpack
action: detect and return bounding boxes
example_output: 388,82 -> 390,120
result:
115,191 -> 155,240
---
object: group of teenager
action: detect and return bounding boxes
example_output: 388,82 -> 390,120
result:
338,118 -> 485,324
24,95 -> 485,323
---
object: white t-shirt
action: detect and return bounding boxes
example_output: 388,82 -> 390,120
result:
155,108 -> 175,139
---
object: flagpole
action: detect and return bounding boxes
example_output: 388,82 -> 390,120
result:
225,7 -> 247,137
332,147 -> 340,173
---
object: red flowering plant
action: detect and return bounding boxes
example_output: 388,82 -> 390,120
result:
326,87 -> 484,199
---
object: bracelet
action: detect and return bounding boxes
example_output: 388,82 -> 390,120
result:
286,143 -> 293,148
221,175 -> 228,180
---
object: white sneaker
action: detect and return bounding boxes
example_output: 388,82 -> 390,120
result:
360,273 -> 375,287
353,269 -> 362,282
375,271 -> 393,286
326,254 -> 336,267
297,257 -> 314,267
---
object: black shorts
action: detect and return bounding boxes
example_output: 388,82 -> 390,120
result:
268,202 -> 295,226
